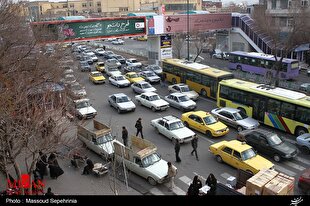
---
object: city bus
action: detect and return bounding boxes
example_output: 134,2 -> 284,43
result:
162,58 -> 234,99
228,51 -> 300,80
217,78 -> 310,136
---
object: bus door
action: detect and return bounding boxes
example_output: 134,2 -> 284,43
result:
252,96 -> 267,122
210,80 -> 217,99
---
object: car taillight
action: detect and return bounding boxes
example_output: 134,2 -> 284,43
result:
299,176 -> 306,183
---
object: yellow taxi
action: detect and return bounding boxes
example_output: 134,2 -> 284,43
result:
95,62 -> 105,72
181,111 -> 229,137
89,71 -> 105,84
137,36 -> 147,41
124,72 -> 144,83
209,140 -> 274,174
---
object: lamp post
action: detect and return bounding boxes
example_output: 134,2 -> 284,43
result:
187,0 -> 189,61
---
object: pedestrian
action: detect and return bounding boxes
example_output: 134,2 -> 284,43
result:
48,153 -> 64,179
187,175 -> 202,196
135,118 -> 144,139
35,151 -> 48,180
121,126 -> 128,146
206,173 -> 217,195
160,73 -> 167,88
82,158 -> 94,175
45,187 -> 54,196
174,139 -> 181,162
190,136 -> 199,161
167,162 -> 177,190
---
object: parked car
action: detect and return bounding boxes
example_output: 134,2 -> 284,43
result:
139,71 -> 160,84
209,140 -> 274,175
137,36 -> 147,41
113,55 -> 126,64
108,75 -> 130,88
126,58 -> 142,67
95,62 -> 105,72
61,74 -> 76,86
212,49 -> 229,60
68,98 -> 97,120
81,55 -> 93,65
135,92 -> 169,112
103,51 -> 115,59
237,129 -> 298,162
296,133 -> 310,154
125,72 -> 144,83
145,64 -> 162,75
105,59 -> 121,69
108,93 -> 136,113
168,83 -> 199,101
164,93 -> 196,111
83,50 -> 95,57
211,107 -> 259,132
89,54 -> 98,62
79,61 -> 91,72
112,39 -> 124,45
151,115 -> 196,143
105,66 -> 122,77
123,65 -> 144,73
300,83 -> 310,94
298,168 -> 310,195
181,111 -> 229,137
89,71 -> 105,84
63,68 -> 74,75
66,82 -> 87,99
95,48 -> 106,56
131,81 -> 157,94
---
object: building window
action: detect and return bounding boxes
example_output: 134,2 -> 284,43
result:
97,2 -> 101,7
98,8 -> 101,13
119,7 -> 128,12
279,17 -> 287,27
89,2 -> 92,7
302,0 -> 309,7
63,4 -> 68,8
287,18 -> 294,27
82,3 -> 87,7
40,6 -> 42,11
70,4 -> 74,8
271,0 -> 276,9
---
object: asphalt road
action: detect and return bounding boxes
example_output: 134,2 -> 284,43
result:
69,43 -> 309,195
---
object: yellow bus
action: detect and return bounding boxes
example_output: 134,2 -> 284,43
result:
162,58 -> 234,99
217,78 -> 310,136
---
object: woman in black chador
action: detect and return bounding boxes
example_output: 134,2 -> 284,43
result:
48,153 -> 64,179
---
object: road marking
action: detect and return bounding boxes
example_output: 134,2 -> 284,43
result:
164,183 -> 186,195
295,156 -> 310,166
283,161 -> 306,171
149,187 -> 165,195
197,135 -> 215,144
274,165 -> 296,177
221,172 -> 233,180
179,175 -> 192,186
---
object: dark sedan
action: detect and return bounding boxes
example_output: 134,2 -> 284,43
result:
237,129 -> 298,162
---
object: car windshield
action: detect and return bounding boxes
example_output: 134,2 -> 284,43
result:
241,148 -> 257,161
180,86 -> 190,92
97,49 -> 104,52
92,73 -> 102,77
116,96 -> 130,103
109,59 -> 117,63
116,55 -> 123,59
97,63 -> 104,66
76,101 -> 90,109
141,83 -> 152,89
116,76 -> 125,80
109,67 -> 118,71
142,153 -> 161,167
149,95 -> 160,101
170,121 -> 184,130
96,133 -> 114,144
81,62 -> 88,66
71,84 -> 83,90
131,59 -> 138,63
203,116 -> 217,125
178,95 -> 190,102
129,74 -> 138,78
267,134 -> 283,146
106,51 -> 113,55
233,111 -> 248,120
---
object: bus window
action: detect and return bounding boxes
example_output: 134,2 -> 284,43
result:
295,106 -> 310,125
280,102 -> 295,119
267,99 -> 281,115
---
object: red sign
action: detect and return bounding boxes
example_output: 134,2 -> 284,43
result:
164,14 -> 232,33
161,5 -> 166,15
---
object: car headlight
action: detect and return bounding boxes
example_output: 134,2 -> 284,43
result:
284,154 -> 291,158
215,131 -> 221,134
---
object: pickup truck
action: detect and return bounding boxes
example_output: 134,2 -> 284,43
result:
113,136 -> 177,186
77,119 -> 120,159
67,98 -> 97,120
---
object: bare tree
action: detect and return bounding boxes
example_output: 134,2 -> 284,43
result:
172,33 -> 186,59
0,0 -> 75,195
252,0 -> 310,86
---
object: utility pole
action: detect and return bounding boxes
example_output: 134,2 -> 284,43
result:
187,0 -> 190,61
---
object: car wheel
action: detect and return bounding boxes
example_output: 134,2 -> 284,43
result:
296,127 -> 307,136
273,154 -> 281,162
117,108 -> 121,114
206,131 -> 212,138
147,177 -> 157,186
151,107 -> 156,112
301,146 -> 310,154
78,115 -> 83,120
184,121 -> 189,128
137,100 -> 142,105
216,155 -> 223,163
237,126 -> 243,132
200,89 -> 207,97
109,102 -> 112,107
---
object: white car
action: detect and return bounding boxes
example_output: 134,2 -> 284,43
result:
89,54 -> 98,62
71,98 -> 97,120
151,115 -> 196,143
105,66 -> 122,77
145,65 -> 162,75
67,82 -> 87,99
139,71 -> 161,84
105,59 -> 121,69
131,81 -> 157,94
164,92 -> 196,111
83,50 -> 95,56
108,93 -> 136,113
135,92 -> 169,112
112,39 -> 124,45
109,75 -> 130,88
168,83 -> 199,101
61,74 -> 77,85
95,48 -> 106,56
126,58 -> 142,67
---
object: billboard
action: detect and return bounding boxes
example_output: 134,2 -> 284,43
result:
31,17 -> 146,43
164,13 -> 231,33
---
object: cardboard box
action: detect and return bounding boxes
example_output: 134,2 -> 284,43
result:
275,173 -> 295,195
263,176 -> 288,195
246,169 -> 279,195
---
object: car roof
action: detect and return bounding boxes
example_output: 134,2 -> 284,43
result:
219,107 -> 240,113
112,74 -> 124,77
128,58 -> 136,60
250,128 -> 276,137
225,140 -> 253,152
97,62 -> 105,64
186,111 -> 211,118
174,83 -> 187,87
91,71 -> 101,74
126,72 -> 137,75
135,81 -> 148,84
169,92 -> 187,97
161,115 -> 181,123
112,93 -> 127,98
141,92 -> 158,96
74,98 -> 89,103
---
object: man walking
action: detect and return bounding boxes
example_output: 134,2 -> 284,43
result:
135,118 -> 144,139
122,126 -> 128,146
191,136 -> 199,161
174,139 -> 181,162
167,162 -> 177,191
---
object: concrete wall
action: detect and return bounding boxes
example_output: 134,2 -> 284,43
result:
230,31 -> 250,52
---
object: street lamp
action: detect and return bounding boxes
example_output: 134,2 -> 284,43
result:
187,0 -> 189,61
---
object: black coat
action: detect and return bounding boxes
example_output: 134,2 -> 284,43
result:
135,120 -> 142,130
191,138 -> 198,149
